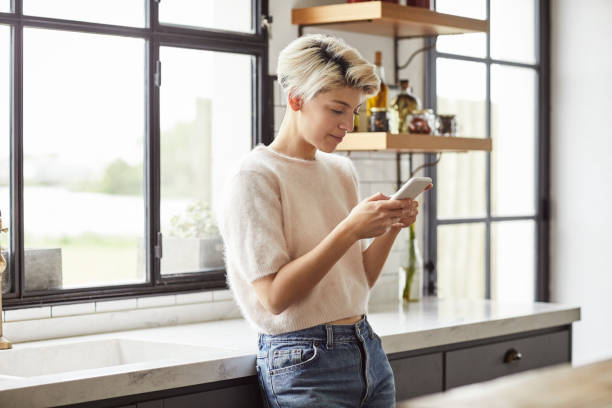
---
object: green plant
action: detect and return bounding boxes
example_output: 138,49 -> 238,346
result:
169,201 -> 219,238
401,223 -> 419,302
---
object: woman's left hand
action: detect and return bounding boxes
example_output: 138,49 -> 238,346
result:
390,199 -> 419,229
389,183 -> 432,230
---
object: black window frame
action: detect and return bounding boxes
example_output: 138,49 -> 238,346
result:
423,0 -> 550,301
1,0 -> 273,308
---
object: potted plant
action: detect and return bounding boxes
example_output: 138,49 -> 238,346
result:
162,201 -> 224,273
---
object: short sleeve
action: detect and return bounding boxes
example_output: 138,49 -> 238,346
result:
217,170 -> 291,283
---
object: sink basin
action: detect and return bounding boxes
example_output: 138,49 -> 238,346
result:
0,338 -> 227,378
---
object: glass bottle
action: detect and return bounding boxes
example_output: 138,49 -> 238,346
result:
390,79 -> 420,133
399,223 -> 423,303
366,51 -> 388,119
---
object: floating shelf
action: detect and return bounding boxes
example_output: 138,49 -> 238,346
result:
336,132 -> 492,153
292,1 -> 489,38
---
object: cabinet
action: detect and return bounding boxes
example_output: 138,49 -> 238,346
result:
389,352 -> 444,400
444,330 -> 570,389
388,326 -> 571,403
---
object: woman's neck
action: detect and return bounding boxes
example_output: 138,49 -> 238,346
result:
270,113 -> 317,161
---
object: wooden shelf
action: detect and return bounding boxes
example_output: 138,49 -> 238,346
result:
292,1 -> 489,38
336,132 -> 492,153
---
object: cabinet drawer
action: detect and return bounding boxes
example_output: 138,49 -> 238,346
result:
163,383 -> 263,408
445,330 -> 570,389
389,352 -> 443,401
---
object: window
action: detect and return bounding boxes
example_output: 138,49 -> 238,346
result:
23,28 -> 146,290
23,0 -> 144,27
1,25 -> 8,288
2,1 -> 270,307
159,0 -> 253,33
159,47 -> 253,275
425,0 -> 547,301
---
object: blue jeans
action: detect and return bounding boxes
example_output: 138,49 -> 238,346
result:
256,315 -> 396,407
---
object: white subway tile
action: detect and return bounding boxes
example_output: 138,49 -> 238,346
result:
274,106 -> 285,131
96,298 -> 138,313
212,289 -> 234,302
5,306 -> 51,322
370,182 -> 397,197
137,294 -> 176,309
370,151 -> 396,160
357,182 -> 372,201
368,275 -> 398,305
2,301 -> 243,343
346,151 -> 371,159
176,291 -> 213,305
383,251 -> 404,276
273,80 -> 281,105
52,302 -> 96,317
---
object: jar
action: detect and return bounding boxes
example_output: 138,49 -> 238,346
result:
369,107 -> 389,132
436,114 -> 457,136
407,109 -> 435,134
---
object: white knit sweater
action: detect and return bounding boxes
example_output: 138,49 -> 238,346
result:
217,144 -> 370,335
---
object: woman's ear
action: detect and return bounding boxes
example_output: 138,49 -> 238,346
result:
288,93 -> 303,111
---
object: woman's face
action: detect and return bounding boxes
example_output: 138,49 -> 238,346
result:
297,86 -> 364,153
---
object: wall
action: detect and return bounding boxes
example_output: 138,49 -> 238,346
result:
550,0 -> 612,365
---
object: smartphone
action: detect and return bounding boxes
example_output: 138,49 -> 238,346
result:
390,176 -> 432,200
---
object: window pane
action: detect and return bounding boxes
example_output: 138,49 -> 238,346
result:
490,0 -> 536,64
0,26 -> 9,293
436,0 -> 486,19
23,28 -> 145,290
437,152 -> 487,219
491,65 -> 536,216
437,33 -> 487,59
437,223 -> 486,299
491,220 -> 535,302
160,47 -> 253,275
436,0 -> 487,60
160,0 -> 253,33
24,0 -> 144,27
437,58 -> 487,138
0,1 -> 9,12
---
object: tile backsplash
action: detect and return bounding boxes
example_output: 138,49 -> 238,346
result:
3,290 -> 241,343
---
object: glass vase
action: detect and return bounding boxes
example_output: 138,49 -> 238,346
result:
398,223 -> 423,303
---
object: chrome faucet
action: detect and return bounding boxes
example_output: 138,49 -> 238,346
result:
0,210 -> 11,349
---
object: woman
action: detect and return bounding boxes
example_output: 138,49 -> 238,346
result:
218,34 -> 427,407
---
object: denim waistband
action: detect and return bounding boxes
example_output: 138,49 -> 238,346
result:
258,315 -> 374,347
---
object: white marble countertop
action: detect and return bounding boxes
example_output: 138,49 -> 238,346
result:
0,297 -> 581,408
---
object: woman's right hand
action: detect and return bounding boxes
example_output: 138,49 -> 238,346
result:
344,192 -> 413,240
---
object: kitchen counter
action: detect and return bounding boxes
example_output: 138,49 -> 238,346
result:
0,297 -> 581,407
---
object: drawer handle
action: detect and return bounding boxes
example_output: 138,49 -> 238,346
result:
503,348 -> 523,364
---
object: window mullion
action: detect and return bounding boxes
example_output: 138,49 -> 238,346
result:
9,19 -> 23,300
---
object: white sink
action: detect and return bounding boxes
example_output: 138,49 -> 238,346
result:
0,338 -> 227,378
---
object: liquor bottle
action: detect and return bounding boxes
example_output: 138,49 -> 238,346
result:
366,51 -> 388,119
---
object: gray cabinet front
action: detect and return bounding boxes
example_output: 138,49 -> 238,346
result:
389,352 -> 444,401
162,383 -> 263,408
445,330 -> 570,389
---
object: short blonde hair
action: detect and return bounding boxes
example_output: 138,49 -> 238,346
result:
277,34 -> 381,102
